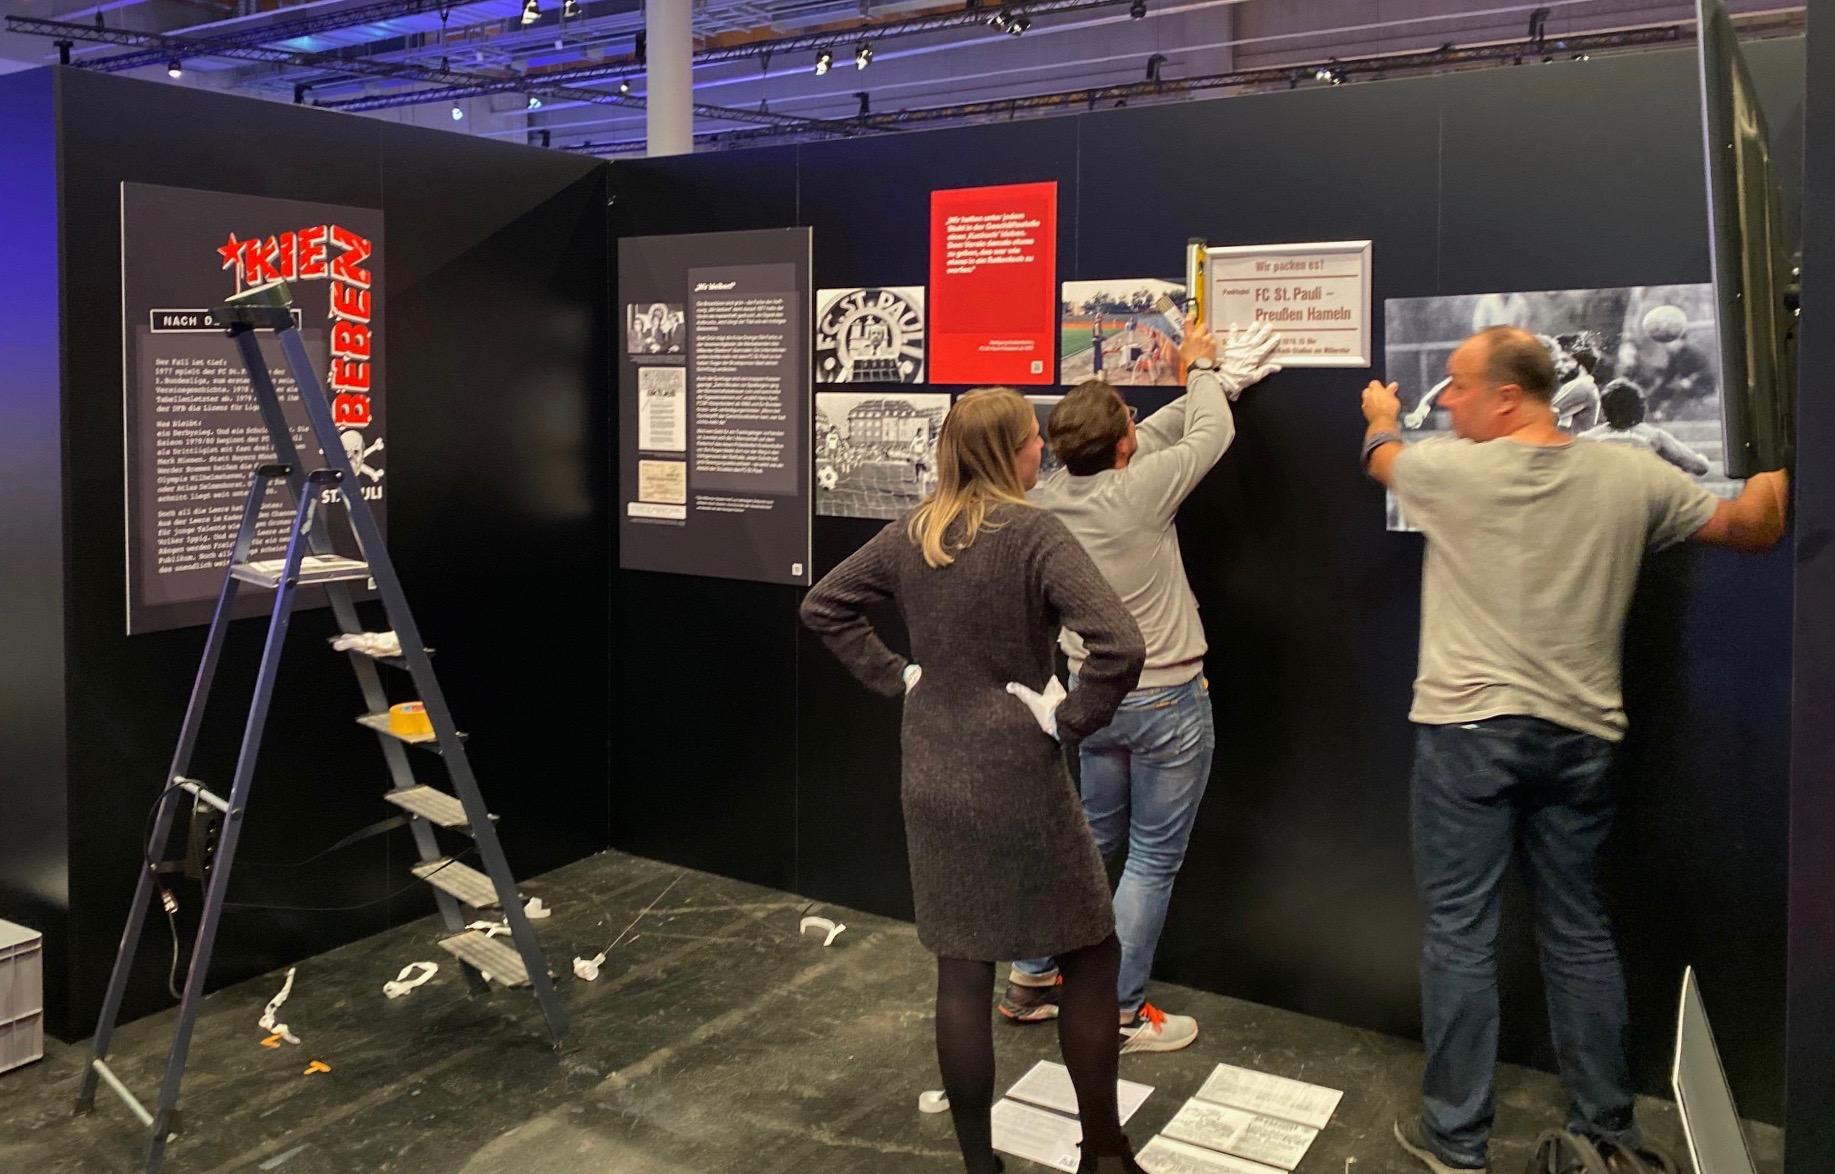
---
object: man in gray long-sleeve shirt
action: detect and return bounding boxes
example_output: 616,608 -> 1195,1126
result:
1000,319 -> 1281,1053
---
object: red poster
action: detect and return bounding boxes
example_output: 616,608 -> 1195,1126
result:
928,182 -> 1058,385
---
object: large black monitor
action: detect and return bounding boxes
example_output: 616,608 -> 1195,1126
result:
1696,0 -> 1796,477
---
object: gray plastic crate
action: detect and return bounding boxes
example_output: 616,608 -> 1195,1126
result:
0,919 -> 44,1074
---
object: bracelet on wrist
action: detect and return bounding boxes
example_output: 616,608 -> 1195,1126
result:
1362,429 -> 1404,464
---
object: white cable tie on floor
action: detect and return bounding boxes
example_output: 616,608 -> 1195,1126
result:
382,961 -> 438,999
523,897 -> 551,919
258,967 -> 300,1045
920,1090 -> 951,1114
799,916 -> 846,946
573,952 -> 606,981
466,919 -> 512,938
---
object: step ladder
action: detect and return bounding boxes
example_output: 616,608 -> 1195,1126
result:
75,282 -> 567,1173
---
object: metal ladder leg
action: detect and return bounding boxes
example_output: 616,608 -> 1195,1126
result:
76,466 -> 285,1119
143,479 -> 321,1174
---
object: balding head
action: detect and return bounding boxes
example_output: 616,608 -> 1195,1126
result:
1470,326 -> 1557,401
1437,325 -> 1562,441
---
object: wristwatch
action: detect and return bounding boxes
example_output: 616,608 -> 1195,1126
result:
1188,357 -> 1217,371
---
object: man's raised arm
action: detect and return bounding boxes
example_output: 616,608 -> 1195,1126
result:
1362,380 -> 1406,488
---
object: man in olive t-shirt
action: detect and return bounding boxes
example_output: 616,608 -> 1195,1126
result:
1361,326 -> 1788,1174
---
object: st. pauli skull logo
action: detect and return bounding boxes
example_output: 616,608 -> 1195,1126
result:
340,429 -> 386,481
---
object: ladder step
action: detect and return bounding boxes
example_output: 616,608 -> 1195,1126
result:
438,931 -> 531,987
412,859 -> 503,908
354,712 -> 466,752
232,554 -> 371,589
382,786 -> 475,829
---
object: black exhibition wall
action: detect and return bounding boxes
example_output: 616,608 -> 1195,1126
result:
0,66 -> 611,1039
609,40 -> 1803,1122
1787,6 -> 1835,1171
0,69 -> 71,1038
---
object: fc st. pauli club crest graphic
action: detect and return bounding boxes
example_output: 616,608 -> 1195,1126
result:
815,287 -> 926,384
218,225 -> 384,498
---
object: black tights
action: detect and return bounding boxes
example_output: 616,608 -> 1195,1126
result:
935,934 -> 1126,1173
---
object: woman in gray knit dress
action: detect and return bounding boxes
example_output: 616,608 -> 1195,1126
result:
802,388 -> 1149,1174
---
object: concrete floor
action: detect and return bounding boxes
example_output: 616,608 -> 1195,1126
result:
0,850 -> 1784,1173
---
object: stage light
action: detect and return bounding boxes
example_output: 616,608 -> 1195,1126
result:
1145,53 -> 1165,83
987,6 -> 1010,30
293,83 -> 309,104
855,41 -> 872,70
855,91 -> 870,117
815,48 -> 832,75
527,94 -> 543,109
521,0 -> 540,27
562,0 -> 579,16
167,60 -> 183,78
540,129 -> 552,147
1129,0 -> 1146,17
451,104 -> 465,120
1007,14 -> 1030,35
618,77 -> 631,94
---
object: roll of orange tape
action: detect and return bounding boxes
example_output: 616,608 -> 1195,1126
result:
388,701 -> 433,738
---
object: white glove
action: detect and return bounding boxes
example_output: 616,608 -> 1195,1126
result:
1005,677 -> 1068,740
903,664 -> 922,694
1215,322 -> 1283,399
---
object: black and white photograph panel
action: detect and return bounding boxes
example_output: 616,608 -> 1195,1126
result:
1060,279 -> 1186,387
626,302 -> 685,356
815,287 -> 926,384
1383,284 -> 1738,532
815,392 -> 951,520
1025,394 -> 1067,480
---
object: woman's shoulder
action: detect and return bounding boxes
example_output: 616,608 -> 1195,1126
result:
990,501 -> 1076,549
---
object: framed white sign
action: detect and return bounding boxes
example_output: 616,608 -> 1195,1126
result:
1206,240 -> 1372,367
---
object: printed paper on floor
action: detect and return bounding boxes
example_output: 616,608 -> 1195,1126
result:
1193,1064 -> 1343,1129
1160,1098 -> 1319,1170
1006,1060 -> 1155,1125
991,1098 -> 1083,1172
1135,1136 -> 1288,1174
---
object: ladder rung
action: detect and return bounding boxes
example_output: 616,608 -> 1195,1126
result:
232,555 -> 371,589
354,712 -> 466,753
176,778 -> 229,813
438,931 -> 530,987
90,1059 -> 155,1128
412,859 -> 502,908
382,786 -> 474,829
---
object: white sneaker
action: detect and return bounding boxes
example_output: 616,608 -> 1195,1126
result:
1118,1003 -> 1198,1053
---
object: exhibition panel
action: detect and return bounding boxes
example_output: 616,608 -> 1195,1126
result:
608,41 -> 1802,1122
2,67 -> 610,1042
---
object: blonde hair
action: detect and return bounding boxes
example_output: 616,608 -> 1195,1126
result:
908,388 -> 1036,568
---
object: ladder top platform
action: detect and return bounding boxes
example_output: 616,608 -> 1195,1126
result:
232,555 -> 371,589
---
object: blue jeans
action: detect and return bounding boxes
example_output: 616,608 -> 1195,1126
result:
1015,675 -> 1215,1015
1412,717 -> 1642,1167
